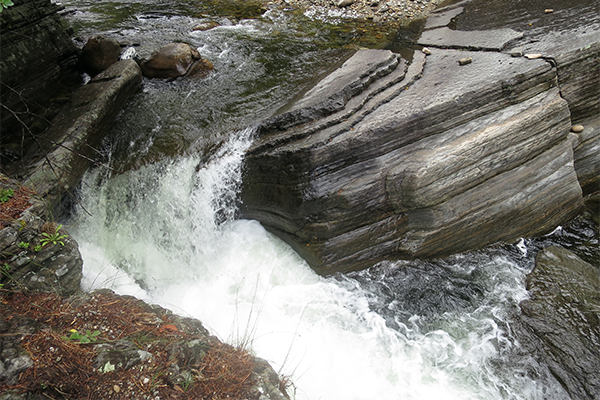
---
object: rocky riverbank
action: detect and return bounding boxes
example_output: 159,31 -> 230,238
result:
0,174 -> 289,400
265,0 -> 443,25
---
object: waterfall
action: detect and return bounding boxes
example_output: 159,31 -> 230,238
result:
70,128 -> 567,400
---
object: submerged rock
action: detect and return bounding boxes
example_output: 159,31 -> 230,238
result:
517,246 -> 600,400
140,42 -> 212,79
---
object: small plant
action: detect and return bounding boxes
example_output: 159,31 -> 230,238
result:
0,0 -> 15,12
18,241 -> 29,249
62,329 -> 101,344
0,264 -> 11,289
40,224 -> 68,247
0,188 -> 14,203
34,244 -> 42,252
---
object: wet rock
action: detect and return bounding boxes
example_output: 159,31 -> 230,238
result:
81,35 -> 122,75
248,357 -> 289,400
424,6 -> 464,30
518,246 -> 600,400
22,60 -> 143,212
140,42 -> 203,79
193,21 -> 219,31
185,58 -> 215,79
241,0 -> 600,275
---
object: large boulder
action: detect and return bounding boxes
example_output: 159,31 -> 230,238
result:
140,42 -> 212,79
516,246 -> 600,400
81,35 -> 122,75
240,0 -> 599,275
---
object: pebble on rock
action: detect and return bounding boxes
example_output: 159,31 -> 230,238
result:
335,0 -> 355,7
525,53 -> 543,59
422,47 -> 432,55
458,57 -> 472,66
571,124 -> 584,133
510,48 -> 524,57
113,385 -> 121,393
544,9 -> 554,13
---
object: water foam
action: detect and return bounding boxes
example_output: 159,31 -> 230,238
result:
71,129 -> 562,400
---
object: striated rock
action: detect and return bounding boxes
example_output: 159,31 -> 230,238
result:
424,6 -> 464,30
21,60 -> 143,212
0,0 -> 79,163
140,42 -> 208,79
417,26 -> 523,51
240,0 -> 598,275
242,44 -> 585,274
517,246 -> 600,400
0,175 -> 82,296
81,35 -> 122,75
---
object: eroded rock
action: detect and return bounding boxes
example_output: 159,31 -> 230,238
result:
241,0 -> 599,275
517,246 -> 600,400
21,60 -> 143,212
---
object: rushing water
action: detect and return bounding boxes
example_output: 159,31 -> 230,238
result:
62,1 -> 597,399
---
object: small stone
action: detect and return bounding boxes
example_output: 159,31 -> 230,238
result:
510,48 -> 524,57
193,21 -> 219,31
422,47 -> 431,55
335,0 -> 355,7
113,385 -> 121,393
544,9 -> 553,13
458,57 -> 472,66
525,53 -> 543,59
571,124 -> 584,133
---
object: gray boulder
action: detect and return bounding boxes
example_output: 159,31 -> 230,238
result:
241,1 -> 599,275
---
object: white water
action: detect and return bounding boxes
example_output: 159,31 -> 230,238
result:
70,129 -> 565,400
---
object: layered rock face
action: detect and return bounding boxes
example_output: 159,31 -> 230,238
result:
241,0 -> 598,275
0,0 -> 79,160
17,60 -> 143,213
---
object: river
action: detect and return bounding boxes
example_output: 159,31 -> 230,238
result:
61,1 -> 597,399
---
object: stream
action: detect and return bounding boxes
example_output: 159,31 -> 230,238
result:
60,1 -> 597,399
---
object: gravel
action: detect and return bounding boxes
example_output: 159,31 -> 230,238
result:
264,0 -> 444,25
